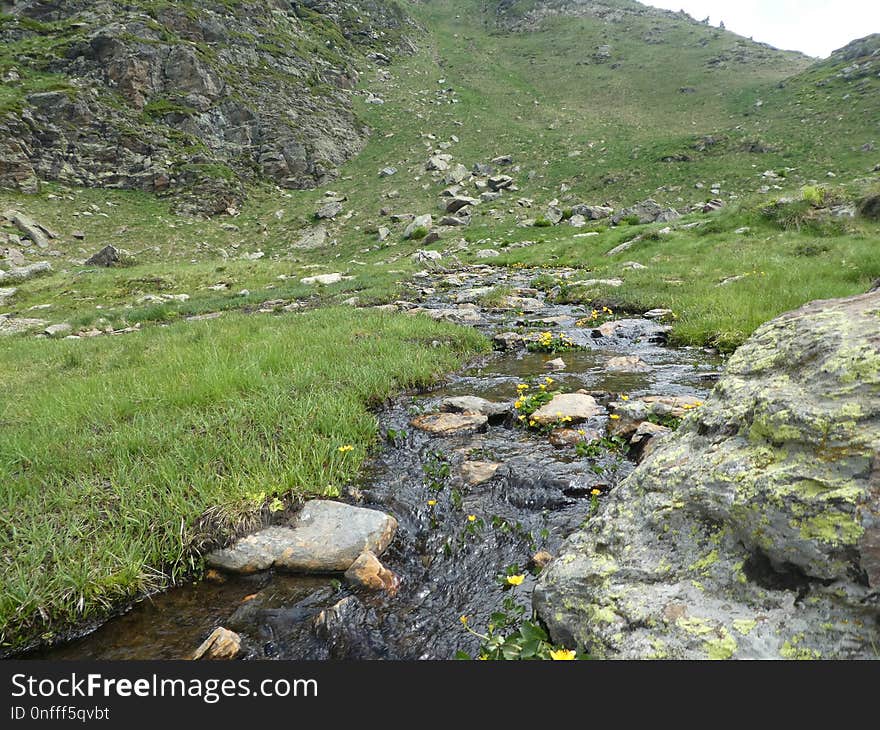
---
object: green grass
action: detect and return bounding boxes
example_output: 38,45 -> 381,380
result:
0,307 -> 487,652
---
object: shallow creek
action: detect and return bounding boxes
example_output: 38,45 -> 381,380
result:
34,266 -> 722,660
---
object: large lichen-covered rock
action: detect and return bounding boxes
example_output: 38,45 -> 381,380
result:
534,291 -> 880,659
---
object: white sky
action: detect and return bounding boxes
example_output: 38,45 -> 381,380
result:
646,1 -> 880,58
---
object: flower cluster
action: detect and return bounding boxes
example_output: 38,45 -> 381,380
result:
527,331 -> 579,353
576,305 -> 614,327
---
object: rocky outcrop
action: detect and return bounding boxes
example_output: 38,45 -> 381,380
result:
535,291 -> 880,659
0,0 -> 415,214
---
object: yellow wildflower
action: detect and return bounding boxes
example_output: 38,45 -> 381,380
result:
545,377 -> 554,384
529,420 -> 536,427
467,514 -> 477,523
338,445 -> 354,453
506,574 -> 525,586
460,615 -> 469,625
591,488 -> 601,496
550,649 -> 577,660
609,414 -> 621,420
539,384 -> 546,391
621,394 -> 630,401
427,499 -> 437,507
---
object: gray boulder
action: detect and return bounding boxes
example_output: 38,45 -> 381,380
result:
404,214 -> 433,239
611,199 -> 680,225
85,245 -> 122,267
315,201 -> 343,220
571,204 -> 614,220
206,500 -> 398,573
535,291 -> 880,659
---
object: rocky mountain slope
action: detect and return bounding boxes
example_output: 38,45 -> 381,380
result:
0,0 -> 415,213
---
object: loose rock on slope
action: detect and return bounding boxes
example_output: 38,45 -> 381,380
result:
535,291 -> 880,659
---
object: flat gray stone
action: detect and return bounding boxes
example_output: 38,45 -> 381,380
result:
440,396 -> 509,418
531,393 -> 602,425
411,412 -> 488,435
206,500 -> 397,574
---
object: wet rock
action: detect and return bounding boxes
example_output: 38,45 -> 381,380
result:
592,318 -> 669,343
628,421 -> 671,460
191,627 -> 241,660
608,395 -> 702,439
606,355 -> 649,371
84,245 -> 122,267
495,464 -> 571,510
314,596 -> 389,659
460,461 -> 501,486
410,412 -> 488,435
548,428 -> 600,447
344,551 -> 399,595
531,393 -> 602,425
206,500 -> 398,573
493,331 -> 523,350
440,396 -> 508,420
544,357 -> 566,371
536,290 -> 880,659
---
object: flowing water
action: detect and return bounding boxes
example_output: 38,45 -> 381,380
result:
32,266 -> 722,660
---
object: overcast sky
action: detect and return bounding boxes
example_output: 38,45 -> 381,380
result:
647,1 -> 880,58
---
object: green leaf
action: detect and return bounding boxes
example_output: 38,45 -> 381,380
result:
520,621 -> 549,643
